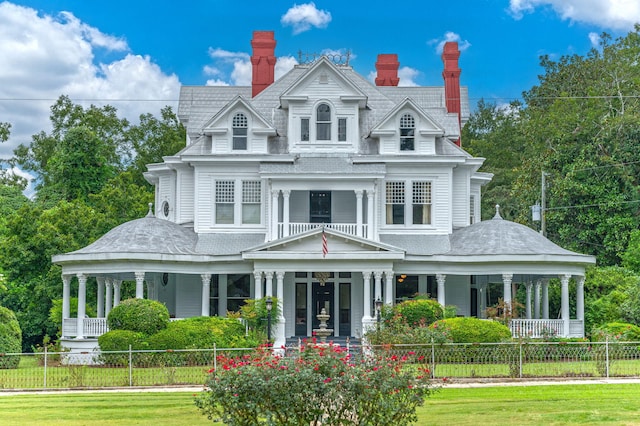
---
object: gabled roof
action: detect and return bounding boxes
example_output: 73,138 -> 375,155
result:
279,58 -> 368,108
242,227 -> 404,260
201,95 -> 276,136
370,97 -> 445,138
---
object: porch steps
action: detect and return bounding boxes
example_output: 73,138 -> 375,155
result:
284,336 -> 362,354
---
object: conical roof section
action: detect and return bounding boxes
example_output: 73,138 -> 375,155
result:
448,205 -> 586,257
69,206 -> 197,256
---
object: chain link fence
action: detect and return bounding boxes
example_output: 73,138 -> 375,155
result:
1,341 -> 639,389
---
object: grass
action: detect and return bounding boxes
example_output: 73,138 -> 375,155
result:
2,383 -> 640,425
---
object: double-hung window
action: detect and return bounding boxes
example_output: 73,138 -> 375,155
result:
386,181 -> 405,224
412,181 -> 432,225
215,180 -> 235,224
400,114 -> 415,151
242,181 -> 261,224
316,103 -> 331,140
232,113 -> 248,150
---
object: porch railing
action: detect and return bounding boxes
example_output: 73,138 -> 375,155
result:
510,319 -> 584,338
62,317 -> 185,338
278,222 -> 368,239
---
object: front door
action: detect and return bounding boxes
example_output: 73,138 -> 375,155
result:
312,281 -> 334,331
310,191 -> 331,223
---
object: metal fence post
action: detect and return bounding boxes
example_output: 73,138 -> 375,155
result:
128,345 -> 133,387
213,343 -> 217,376
43,346 -> 47,389
519,341 -> 523,378
605,338 -> 610,378
431,338 -> 436,379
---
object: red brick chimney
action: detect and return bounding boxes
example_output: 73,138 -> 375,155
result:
251,31 -> 276,97
375,54 -> 400,86
441,42 -> 462,146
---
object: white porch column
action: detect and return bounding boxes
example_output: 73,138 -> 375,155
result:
534,280 -> 541,319
502,273 -> 513,306
355,190 -> 364,237
134,272 -> 145,299
253,270 -> 263,299
201,274 -> 211,316
542,280 -> 549,319
373,271 -> 383,302
384,270 -> 393,305
436,274 -> 446,307
362,271 -> 373,321
576,275 -> 585,322
113,280 -> 122,307
560,274 -> 571,337
61,274 -> 71,338
282,190 -> 291,237
275,271 -> 286,345
271,189 -> 280,240
265,271 -> 274,297
96,277 -> 105,318
105,278 -> 113,318
525,282 -> 532,319
366,189 -> 374,239
76,273 -> 87,339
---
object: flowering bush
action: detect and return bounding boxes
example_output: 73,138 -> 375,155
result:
195,341 -> 438,425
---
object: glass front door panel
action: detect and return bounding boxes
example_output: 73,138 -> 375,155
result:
310,191 -> 331,223
312,281 -> 334,331
339,283 -> 350,336
295,283 -> 307,336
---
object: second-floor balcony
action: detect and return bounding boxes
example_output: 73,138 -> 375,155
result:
278,222 -> 369,239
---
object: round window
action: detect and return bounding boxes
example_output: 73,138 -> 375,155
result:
162,201 -> 170,217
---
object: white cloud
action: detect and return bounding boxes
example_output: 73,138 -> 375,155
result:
398,67 -> 420,87
588,32 -> 601,48
429,32 -> 472,54
204,48 -> 298,86
281,2 -> 332,34
0,2 -> 180,161
508,0 -> 640,30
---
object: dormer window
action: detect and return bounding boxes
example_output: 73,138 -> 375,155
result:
400,114 -> 415,151
232,113 -> 248,150
316,103 -> 331,140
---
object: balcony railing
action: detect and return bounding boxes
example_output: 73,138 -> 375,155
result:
510,319 -> 584,338
278,222 -> 368,239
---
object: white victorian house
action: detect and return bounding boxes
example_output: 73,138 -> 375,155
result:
53,31 -> 595,352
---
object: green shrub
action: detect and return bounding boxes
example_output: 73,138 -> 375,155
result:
0,306 -> 21,369
430,317 -> 512,343
147,316 -> 257,350
98,329 -> 147,351
591,322 -> 640,342
107,298 -> 169,335
390,298 -> 443,327
196,343 -> 437,425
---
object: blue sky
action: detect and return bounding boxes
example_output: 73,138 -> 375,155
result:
1,0 -> 639,174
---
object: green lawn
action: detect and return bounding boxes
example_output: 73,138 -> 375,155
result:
1,383 -> 640,425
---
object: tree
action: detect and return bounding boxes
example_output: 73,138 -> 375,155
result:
13,95 -> 130,197
126,106 -> 186,186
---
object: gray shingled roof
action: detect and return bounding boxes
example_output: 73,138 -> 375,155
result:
70,216 -> 198,255
448,214 -> 587,257
379,234 -> 451,255
196,233 -> 266,255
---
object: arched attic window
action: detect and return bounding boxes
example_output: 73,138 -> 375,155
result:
232,113 -> 248,150
400,113 -> 415,151
316,103 -> 331,141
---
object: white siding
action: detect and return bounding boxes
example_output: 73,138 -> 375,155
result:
175,275 -> 201,318
194,171 -> 214,232
451,168 -> 470,228
444,275 -> 470,316
177,169 -> 194,223
332,191 -> 356,223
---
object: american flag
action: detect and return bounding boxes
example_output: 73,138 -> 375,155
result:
322,228 -> 328,257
